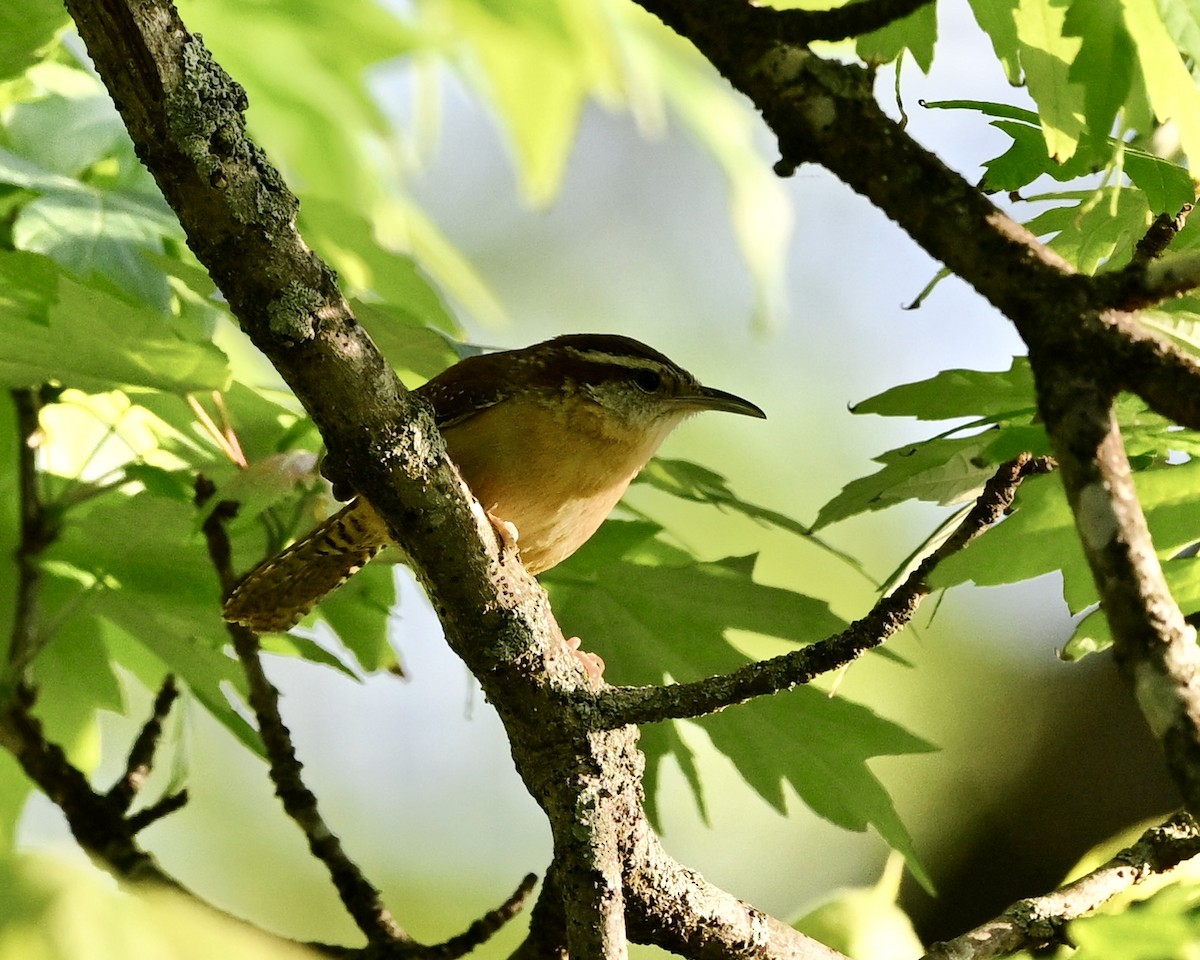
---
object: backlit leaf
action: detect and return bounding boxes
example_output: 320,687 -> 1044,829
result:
544,521 -> 930,882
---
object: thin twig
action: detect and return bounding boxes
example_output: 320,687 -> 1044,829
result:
231,618 -> 410,945
1133,204 -> 1194,264
9,387 -> 54,675
306,875 -> 541,959
925,812 -> 1200,960
425,873 -> 539,959
127,790 -> 190,834
107,675 -> 180,812
196,475 -> 409,946
593,455 -> 1054,728
0,685 -> 176,885
200,469 -> 539,957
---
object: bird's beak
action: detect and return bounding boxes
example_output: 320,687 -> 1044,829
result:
683,385 -> 767,419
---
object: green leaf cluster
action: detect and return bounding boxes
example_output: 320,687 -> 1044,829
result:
965,0 -> 1200,171
13,0 -> 1200,932
876,2 -> 1200,290
0,38 -> 452,814
817,360 -> 1200,659
0,0 -> 926,881
544,521 -> 935,888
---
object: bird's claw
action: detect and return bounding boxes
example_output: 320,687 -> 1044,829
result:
565,636 -> 605,682
487,511 -> 521,562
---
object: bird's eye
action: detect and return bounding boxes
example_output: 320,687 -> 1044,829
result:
633,369 -> 662,393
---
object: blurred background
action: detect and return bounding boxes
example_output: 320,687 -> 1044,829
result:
19,0 -> 1179,953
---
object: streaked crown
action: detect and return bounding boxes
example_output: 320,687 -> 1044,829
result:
419,333 -> 765,429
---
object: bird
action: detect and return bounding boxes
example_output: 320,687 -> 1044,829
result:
222,333 -> 766,639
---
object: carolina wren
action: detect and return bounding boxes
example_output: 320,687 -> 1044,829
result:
223,333 -> 765,633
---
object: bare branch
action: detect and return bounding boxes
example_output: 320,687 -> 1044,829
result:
0,675 -> 355,959
126,790 -> 190,834
627,834 -> 849,960
196,479 -> 409,947
310,873 -> 544,960
0,686 -> 177,886
226,616 -> 409,944
592,455 -> 1053,728
1097,249 -> 1200,312
9,386 -> 56,676
925,813 -> 1200,960
632,0 -> 1080,327
1103,310 -> 1200,433
1133,205 -> 1194,265
107,675 -> 180,812
427,873 -> 539,959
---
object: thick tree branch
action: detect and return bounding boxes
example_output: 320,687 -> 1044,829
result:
1035,376 -> 1200,813
1097,250 -> 1200,311
1101,310 -> 1200,433
626,833 -> 847,960
64,0 -> 599,948
632,0 -> 1200,431
773,0 -> 935,44
924,813 -> 1200,960
633,0 -> 1079,310
592,455 -> 1053,728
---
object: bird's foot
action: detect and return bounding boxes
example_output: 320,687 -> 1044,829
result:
565,636 -> 605,682
487,510 -> 521,563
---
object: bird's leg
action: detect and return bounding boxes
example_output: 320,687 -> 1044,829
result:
483,512 -> 604,681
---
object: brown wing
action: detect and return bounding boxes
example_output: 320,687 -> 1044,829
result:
416,349 -> 526,428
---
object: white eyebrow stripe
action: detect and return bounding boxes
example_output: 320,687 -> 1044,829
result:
564,348 -> 669,372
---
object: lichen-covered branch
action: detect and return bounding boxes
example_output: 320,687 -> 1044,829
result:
925,813 -> 1200,960
1036,376 -> 1200,812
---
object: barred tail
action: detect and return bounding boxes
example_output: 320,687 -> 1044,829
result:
222,498 -> 391,632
